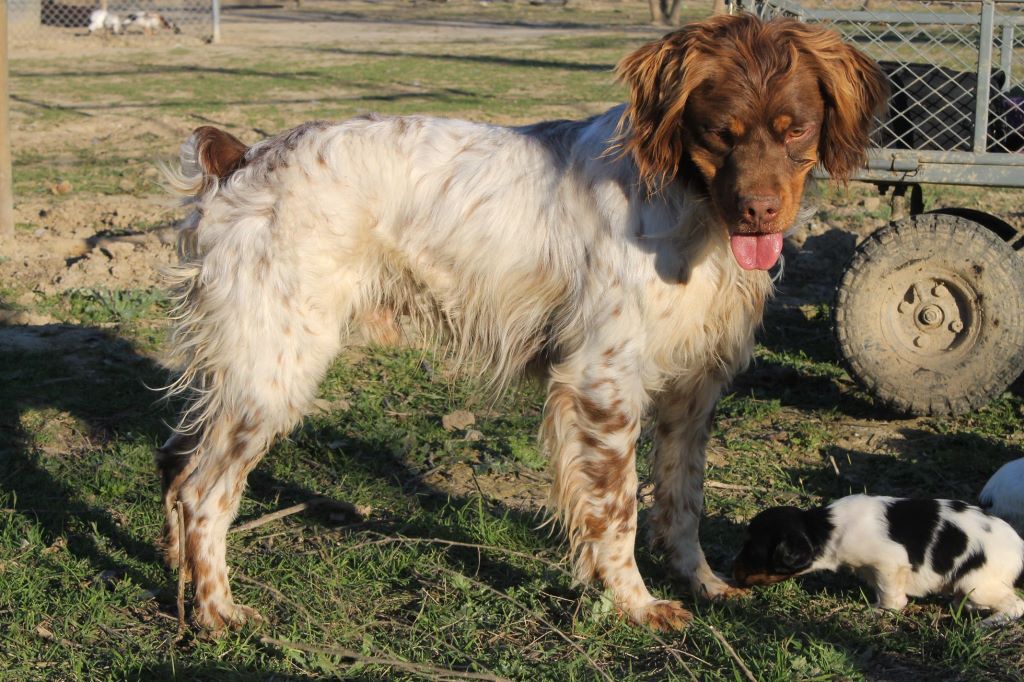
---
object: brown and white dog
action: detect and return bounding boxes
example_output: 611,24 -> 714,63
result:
159,14 -> 887,633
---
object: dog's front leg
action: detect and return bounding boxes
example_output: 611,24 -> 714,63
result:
544,329 -> 691,631
650,378 -> 745,600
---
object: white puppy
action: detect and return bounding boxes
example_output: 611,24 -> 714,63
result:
980,458 -> 1024,536
733,495 -> 1024,626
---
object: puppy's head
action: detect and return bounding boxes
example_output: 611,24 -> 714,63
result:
617,13 -> 888,271
732,506 -> 820,587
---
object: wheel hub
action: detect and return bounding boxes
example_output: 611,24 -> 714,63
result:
894,279 -> 972,355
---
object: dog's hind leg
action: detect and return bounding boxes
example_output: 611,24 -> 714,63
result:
163,241 -> 352,633
966,585 -> 1024,627
649,377 -> 743,600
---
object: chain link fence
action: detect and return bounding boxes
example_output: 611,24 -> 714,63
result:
7,0 -> 218,44
732,0 -> 1024,187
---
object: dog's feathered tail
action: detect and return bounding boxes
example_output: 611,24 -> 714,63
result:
163,126 -> 249,200
161,126 -> 250,259
159,126 -> 251,440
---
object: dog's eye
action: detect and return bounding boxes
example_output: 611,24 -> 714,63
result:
785,127 -> 809,142
706,127 -> 733,147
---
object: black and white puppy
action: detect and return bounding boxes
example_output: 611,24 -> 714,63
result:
732,495 -> 1024,626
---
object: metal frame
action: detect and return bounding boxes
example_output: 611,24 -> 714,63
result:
731,0 -> 1024,188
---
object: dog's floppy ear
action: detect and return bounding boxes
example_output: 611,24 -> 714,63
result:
772,531 -> 815,573
616,22 -> 720,192
785,22 -> 889,181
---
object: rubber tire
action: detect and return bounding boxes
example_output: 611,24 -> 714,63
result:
834,213 -> 1024,416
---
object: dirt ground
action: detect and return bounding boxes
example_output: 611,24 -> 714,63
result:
3,2 -> 654,309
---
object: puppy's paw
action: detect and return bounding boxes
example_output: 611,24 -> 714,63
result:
979,612 -> 1021,628
871,595 -> 908,613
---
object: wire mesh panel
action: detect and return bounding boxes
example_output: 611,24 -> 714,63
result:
732,0 -> 1024,187
7,0 -> 215,43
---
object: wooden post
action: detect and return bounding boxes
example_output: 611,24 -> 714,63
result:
0,0 -> 13,239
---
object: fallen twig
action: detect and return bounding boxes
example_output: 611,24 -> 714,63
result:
343,536 -> 570,578
231,497 -> 370,535
260,635 -> 511,681
705,480 -> 755,492
175,500 -> 186,638
707,625 -> 757,682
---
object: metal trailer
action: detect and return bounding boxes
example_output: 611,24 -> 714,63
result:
730,0 -> 1024,416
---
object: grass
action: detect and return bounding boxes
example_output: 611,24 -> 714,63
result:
3,2 -> 1024,679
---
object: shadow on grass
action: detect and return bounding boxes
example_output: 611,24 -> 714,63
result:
818,430 -> 1020,501
241,418 -> 566,596
0,324 -> 172,590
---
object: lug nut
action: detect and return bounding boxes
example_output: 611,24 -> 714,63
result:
950,320 -> 964,333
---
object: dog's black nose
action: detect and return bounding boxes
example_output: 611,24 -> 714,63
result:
739,194 -> 780,226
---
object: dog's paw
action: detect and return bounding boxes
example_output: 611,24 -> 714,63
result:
693,572 -> 746,600
710,583 -> 749,600
194,600 -> 264,637
628,599 -> 693,631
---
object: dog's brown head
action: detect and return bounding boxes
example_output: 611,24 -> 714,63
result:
617,13 -> 888,270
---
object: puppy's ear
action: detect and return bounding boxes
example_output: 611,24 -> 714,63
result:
616,23 -> 719,192
772,532 -> 815,573
785,22 -> 889,181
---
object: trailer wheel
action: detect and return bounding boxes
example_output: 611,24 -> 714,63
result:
834,213 -> 1024,416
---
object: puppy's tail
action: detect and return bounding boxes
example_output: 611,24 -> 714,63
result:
163,126 -> 249,200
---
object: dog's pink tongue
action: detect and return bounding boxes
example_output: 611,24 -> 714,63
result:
730,233 -> 783,271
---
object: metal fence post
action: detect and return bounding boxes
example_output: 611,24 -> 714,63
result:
0,0 -> 13,239
212,0 -> 221,43
973,0 -> 996,153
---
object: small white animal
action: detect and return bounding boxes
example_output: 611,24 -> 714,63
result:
733,495 -> 1024,626
980,458 -> 1024,536
123,11 -> 180,35
88,9 -> 122,34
